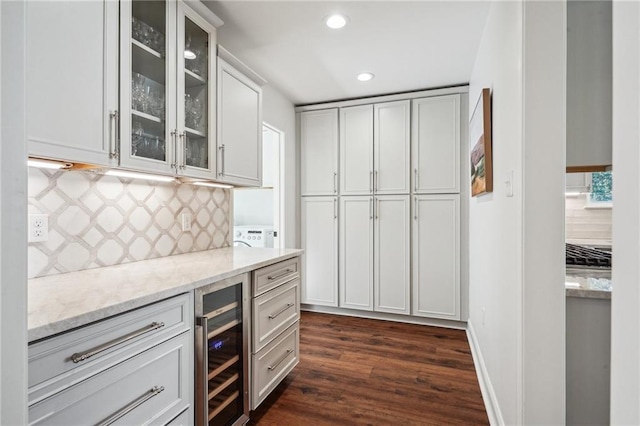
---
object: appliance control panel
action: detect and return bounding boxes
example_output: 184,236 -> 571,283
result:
233,226 -> 274,248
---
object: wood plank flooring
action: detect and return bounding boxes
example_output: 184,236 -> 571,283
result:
249,312 -> 489,425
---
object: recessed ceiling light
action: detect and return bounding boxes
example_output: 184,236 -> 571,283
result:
357,72 -> 375,82
184,50 -> 196,60
325,14 -> 348,29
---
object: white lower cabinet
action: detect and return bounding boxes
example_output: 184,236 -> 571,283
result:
28,294 -> 194,425
412,194 -> 460,320
374,195 -> 411,315
339,195 -> 410,314
250,258 -> 301,410
339,196 -> 374,310
301,197 -> 338,306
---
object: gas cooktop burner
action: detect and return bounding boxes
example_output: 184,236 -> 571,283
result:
566,243 -> 611,268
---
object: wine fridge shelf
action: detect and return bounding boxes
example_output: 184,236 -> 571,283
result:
208,390 -> 240,422
208,354 -> 239,381
208,368 -> 239,401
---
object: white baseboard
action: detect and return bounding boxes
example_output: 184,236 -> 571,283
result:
301,304 -> 467,330
466,320 -> 504,426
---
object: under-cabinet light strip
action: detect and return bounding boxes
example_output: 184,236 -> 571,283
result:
192,181 -> 234,189
105,170 -> 175,183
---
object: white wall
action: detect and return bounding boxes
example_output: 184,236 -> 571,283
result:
467,1 -> 565,423
233,188 -> 274,226
261,85 -> 298,248
610,1 -> 640,423
521,2 -> 566,422
1,1 -> 28,423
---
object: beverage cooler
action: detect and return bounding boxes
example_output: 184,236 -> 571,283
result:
195,274 -> 249,425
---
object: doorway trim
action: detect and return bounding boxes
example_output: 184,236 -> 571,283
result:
263,122 -> 285,248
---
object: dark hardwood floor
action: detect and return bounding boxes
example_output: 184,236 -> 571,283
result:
249,312 -> 489,425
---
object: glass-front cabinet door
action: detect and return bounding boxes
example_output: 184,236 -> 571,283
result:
120,0 -> 176,174
119,0 -> 218,178
177,4 -> 217,178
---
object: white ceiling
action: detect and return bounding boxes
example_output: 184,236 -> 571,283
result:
205,1 -> 491,106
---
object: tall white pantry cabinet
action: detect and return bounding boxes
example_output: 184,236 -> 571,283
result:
299,89 -> 465,322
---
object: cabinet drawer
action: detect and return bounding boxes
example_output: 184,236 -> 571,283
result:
253,279 -> 300,352
29,331 -> 192,425
253,257 -> 300,296
251,322 -> 299,409
29,293 -> 192,405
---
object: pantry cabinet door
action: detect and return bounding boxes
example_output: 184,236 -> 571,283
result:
412,194 -> 460,320
339,196 -> 374,311
412,94 -> 460,193
374,100 -> 410,195
374,195 -> 410,315
301,197 -> 338,307
26,0 -> 118,166
340,105 -> 373,196
300,110 -> 339,196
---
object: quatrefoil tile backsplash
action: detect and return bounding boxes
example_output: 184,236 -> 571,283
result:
28,168 -> 232,279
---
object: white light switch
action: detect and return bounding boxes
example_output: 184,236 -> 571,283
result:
505,171 -> 514,197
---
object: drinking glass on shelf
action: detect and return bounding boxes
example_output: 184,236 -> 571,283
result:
192,97 -> 203,132
151,88 -> 165,118
132,73 -> 146,112
185,94 -> 193,128
132,121 -> 144,156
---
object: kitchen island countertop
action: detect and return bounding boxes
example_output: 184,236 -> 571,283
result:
566,267 -> 612,300
28,247 -> 303,342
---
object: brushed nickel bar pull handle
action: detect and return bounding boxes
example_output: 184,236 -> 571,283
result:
179,131 -> 187,170
219,144 -> 225,176
370,198 -> 373,219
370,171 -> 373,192
170,130 -> 178,169
267,349 -> 293,371
375,170 -> 378,192
376,198 -> 379,220
96,386 -> 165,426
195,317 -> 209,425
268,269 -> 293,281
333,172 -> 337,194
414,168 -> 418,192
334,198 -> 337,219
71,321 -> 165,364
109,110 -> 120,160
414,197 -> 418,220
268,303 -> 294,320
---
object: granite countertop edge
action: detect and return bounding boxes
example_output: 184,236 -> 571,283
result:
28,247 -> 303,342
566,287 -> 611,300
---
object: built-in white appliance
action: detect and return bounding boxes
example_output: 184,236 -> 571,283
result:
233,226 -> 274,248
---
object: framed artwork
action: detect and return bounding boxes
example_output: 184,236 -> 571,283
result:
470,88 -> 493,197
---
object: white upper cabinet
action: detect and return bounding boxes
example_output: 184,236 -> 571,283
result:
412,194 -> 460,320
374,101 -> 411,195
412,94 -> 460,193
301,197 -> 338,307
340,105 -> 374,195
374,195 -> 410,315
566,0 -> 612,169
26,0 -> 119,166
300,109 -> 339,196
339,196 -> 374,311
119,0 -> 221,178
339,101 -> 410,196
216,50 -> 264,187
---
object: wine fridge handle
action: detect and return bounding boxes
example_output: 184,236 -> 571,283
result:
195,317 -> 209,426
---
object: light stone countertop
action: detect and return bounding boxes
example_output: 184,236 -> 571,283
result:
28,247 -> 303,342
566,267 -> 612,300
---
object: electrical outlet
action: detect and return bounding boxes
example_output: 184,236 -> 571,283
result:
29,213 -> 49,243
181,213 -> 192,232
